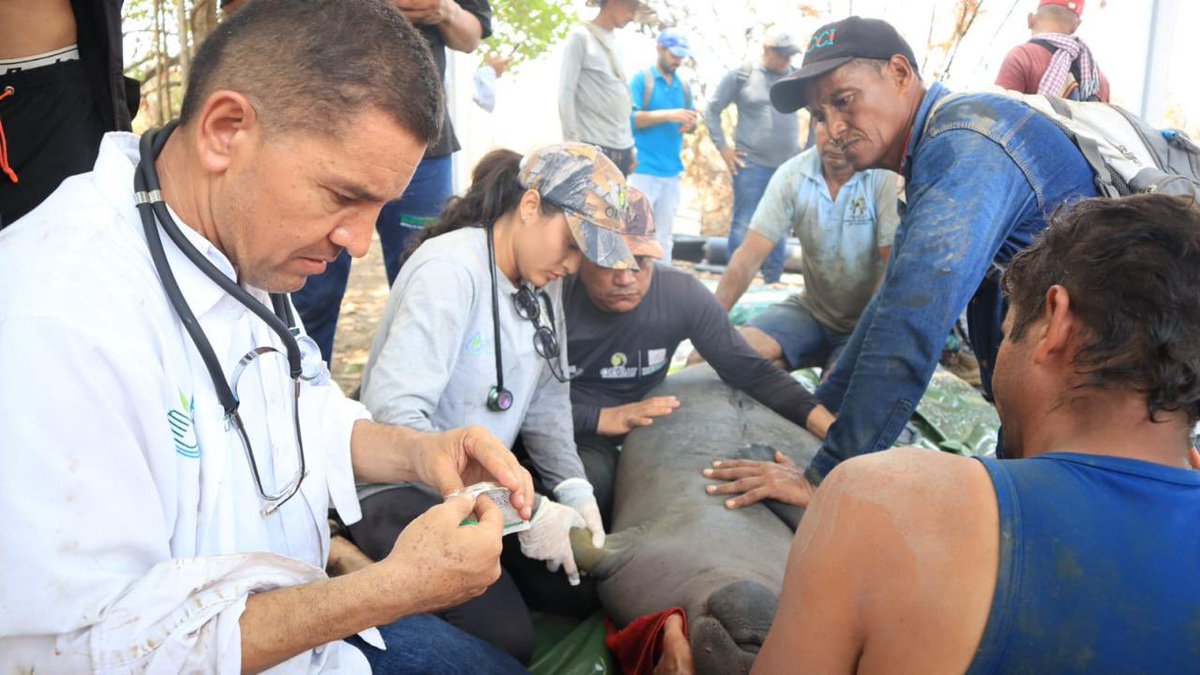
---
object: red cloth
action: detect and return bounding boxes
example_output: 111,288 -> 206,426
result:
605,608 -> 689,675
1039,0 -> 1084,17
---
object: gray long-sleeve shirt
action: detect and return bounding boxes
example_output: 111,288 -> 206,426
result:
558,22 -> 635,150
705,63 -> 802,169
361,227 -> 585,488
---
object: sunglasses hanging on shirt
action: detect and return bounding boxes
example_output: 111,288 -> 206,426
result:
485,226 -> 574,413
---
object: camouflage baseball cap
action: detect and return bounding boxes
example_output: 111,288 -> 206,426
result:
518,143 -> 639,270
623,187 -> 665,259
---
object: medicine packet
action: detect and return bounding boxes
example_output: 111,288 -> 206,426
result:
459,481 -> 530,536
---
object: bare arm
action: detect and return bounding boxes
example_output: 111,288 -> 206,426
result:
351,420 -> 535,519
240,564 -> 407,673
751,465 -> 867,674
394,0 -> 484,53
634,109 -> 696,129
242,495 -> 506,672
872,246 -> 892,295
715,230 -> 776,311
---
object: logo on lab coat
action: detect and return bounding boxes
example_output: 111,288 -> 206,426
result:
168,390 -> 200,459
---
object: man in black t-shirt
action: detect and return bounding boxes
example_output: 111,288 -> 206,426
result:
566,189 -> 834,523
292,0 -> 493,363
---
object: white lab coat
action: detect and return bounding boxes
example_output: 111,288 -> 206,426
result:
0,134 -> 378,672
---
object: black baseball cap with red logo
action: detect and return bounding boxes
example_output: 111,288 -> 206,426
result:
770,16 -> 919,114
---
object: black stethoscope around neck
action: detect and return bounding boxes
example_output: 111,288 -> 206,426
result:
134,120 -> 322,513
486,224 -> 515,412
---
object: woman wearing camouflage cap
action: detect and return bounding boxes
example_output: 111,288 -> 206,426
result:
353,143 -> 639,661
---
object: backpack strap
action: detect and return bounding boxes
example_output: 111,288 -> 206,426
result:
641,67 -> 693,112
1028,38 -> 1087,100
641,67 -> 655,111
582,21 -> 626,82
1041,96 -> 1122,197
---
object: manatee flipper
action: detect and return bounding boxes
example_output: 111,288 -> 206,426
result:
734,443 -> 808,531
570,527 -> 640,580
690,579 -> 781,674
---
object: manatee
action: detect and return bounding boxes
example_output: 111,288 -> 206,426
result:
572,364 -> 820,674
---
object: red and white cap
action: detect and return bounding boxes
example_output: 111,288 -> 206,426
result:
1039,0 -> 1084,18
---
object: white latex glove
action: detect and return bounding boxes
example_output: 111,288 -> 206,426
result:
553,477 -> 606,548
518,499 -> 587,585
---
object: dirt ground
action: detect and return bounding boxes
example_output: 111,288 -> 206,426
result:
328,233 -> 392,394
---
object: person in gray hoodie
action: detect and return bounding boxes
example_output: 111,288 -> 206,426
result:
354,143 -> 641,660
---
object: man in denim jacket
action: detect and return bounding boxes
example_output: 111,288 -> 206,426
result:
704,16 -> 1099,509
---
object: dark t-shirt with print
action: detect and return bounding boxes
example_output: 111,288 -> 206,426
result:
417,0 -> 492,157
565,265 -> 819,434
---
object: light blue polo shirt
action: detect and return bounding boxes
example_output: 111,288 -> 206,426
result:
749,147 -> 901,333
629,67 -> 690,178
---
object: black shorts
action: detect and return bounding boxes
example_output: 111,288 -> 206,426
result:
0,60 -> 107,228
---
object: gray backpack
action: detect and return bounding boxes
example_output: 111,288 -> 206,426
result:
940,91 -> 1200,199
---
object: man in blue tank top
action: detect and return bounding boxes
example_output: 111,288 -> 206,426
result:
750,194 -> 1200,672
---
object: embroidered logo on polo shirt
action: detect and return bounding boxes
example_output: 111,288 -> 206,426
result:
600,351 -> 638,379
464,330 -> 494,355
168,390 -> 200,459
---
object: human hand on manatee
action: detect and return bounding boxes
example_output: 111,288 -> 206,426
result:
378,494 -> 504,616
415,425 -> 535,520
702,450 -> 816,508
554,478 -> 606,548
597,396 -> 681,436
518,499 -> 588,585
654,613 -> 695,675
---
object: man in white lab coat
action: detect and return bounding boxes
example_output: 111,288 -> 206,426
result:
0,1 -> 536,672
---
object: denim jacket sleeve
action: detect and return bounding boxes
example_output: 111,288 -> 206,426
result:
808,126 -> 1039,483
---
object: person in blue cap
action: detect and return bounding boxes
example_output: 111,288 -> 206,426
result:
628,27 -> 697,261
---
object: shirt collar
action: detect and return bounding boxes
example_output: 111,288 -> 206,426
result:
796,145 -> 865,193
95,132 -> 247,319
796,146 -> 825,183
903,81 -> 951,180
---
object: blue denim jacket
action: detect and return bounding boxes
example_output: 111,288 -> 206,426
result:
807,82 -> 1099,483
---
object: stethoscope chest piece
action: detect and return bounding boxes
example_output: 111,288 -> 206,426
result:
488,385 -> 514,412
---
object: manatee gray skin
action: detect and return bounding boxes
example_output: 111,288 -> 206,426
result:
572,364 -> 821,674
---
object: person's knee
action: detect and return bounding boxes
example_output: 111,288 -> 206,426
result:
740,326 -> 785,364
367,613 -> 528,672
577,436 -> 619,523
440,588 -> 535,665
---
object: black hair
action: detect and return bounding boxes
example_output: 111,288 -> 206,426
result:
1002,194 -> 1200,424
408,149 -> 560,258
180,0 -> 442,143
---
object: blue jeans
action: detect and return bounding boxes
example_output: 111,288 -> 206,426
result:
347,614 -> 528,674
293,154 -> 453,362
729,161 -> 786,283
628,173 -> 681,262
748,297 -> 851,371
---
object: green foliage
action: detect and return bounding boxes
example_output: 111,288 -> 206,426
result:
484,0 -> 578,72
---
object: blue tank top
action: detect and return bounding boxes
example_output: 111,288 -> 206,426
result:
967,452 -> 1200,674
